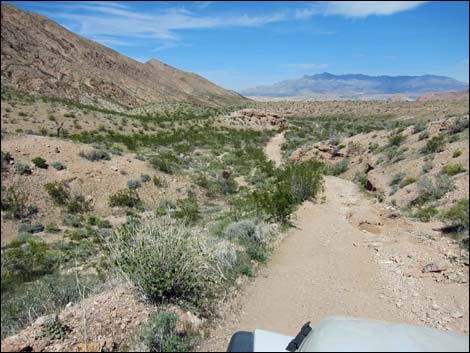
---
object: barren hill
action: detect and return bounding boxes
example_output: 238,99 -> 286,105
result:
0,4 -> 246,110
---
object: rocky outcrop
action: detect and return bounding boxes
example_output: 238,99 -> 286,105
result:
227,109 -> 288,129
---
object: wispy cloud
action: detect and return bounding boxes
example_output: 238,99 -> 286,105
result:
322,1 -> 428,18
32,1 -> 429,51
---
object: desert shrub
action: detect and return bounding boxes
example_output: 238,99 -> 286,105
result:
1,151 -> 12,172
449,118 -> 469,134
413,120 -> 428,134
452,150 -> 462,158
105,218 -> 226,312
389,172 -> 405,186
354,172 -> 369,190
15,162 -> 31,175
252,182 -> 296,223
109,189 -> 141,208
41,318 -> 71,339
149,153 -> 178,174
414,174 -> 455,204
66,194 -> 92,214
412,207 -> 438,222
418,130 -> 430,141
421,160 -> 433,174
222,219 -> 265,244
1,186 -> 37,219
387,132 -> 407,146
441,199 -> 469,232
174,196 -> 199,224
218,173 -> 238,195
422,134 -> 446,154
45,223 -> 61,233
331,158 -> 349,176
385,146 -> 405,163
127,179 -> 142,189
153,175 -> 165,187
63,213 -> 84,228
246,243 -> 267,263
44,182 -> 70,206
141,174 -> 151,183
281,160 -> 324,203
79,149 -> 111,161
400,176 -> 417,188
140,312 -> 189,352
51,161 -> 66,170
31,157 -> 48,169
1,273 -> 100,339
441,164 -> 466,176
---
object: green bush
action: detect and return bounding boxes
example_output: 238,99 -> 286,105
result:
106,218 -> 227,312
153,175 -> 165,187
413,120 -> 428,134
387,132 -> 407,146
174,196 -> 199,224
252,182 -> 296,223
66,194 -> 92,214
41,318 -> 71,339
140,312 -> 189,352
414,174 -> 455,204
422,134 -> 446,154
1,186 -> 37,219
399,176 -> 417,188
412,207 -> 438,222
281,160 -> 324,203
421,160 -> 433,174
15,162 -> 31,175
246,243 -> 267,263
44,182 -> 70,206
441,199 -> 469,232
127,179 -> 142,189
441,164 -> 466,176
385,146 -> 405,163
51,161 -> 66,170
331,158 -> 349,176
452,150 -> 462,158
109,189 -> 141,208
418,130 -> 430,141
31,157 -> 48,169
389,172 -> 405,186
1,273 -> 100,339
141,174 -> 151,183
222,219 -> 265,244
149,153 -> 179,174
449,118 -> 469,134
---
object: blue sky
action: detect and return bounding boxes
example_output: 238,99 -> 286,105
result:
6,1 -> 469,91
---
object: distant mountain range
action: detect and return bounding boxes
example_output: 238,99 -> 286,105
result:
241,72 -> 469,100
1,4 -> 246,110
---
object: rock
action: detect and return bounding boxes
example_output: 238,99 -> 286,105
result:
181,311 -> 204,331
431,303 -> 440,310
34,313 -> 58,326
422,259 -> 451,273
451,311 -> 464,319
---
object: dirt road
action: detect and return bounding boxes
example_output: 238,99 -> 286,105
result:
264,130 -> 285,167
199,133 -> 469,351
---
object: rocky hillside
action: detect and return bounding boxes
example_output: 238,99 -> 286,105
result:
417,90 -> 469,102
0,4 -> 246,110
241,72 -> 469,100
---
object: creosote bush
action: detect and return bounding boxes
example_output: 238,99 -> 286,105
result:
31,157 -> 48,169
79,149 -> 111,161
109,189 -> 141,208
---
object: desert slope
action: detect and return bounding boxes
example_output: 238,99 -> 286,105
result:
0,4 -> 246,109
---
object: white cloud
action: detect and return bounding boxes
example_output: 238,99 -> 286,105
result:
322,1 -> 427,18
